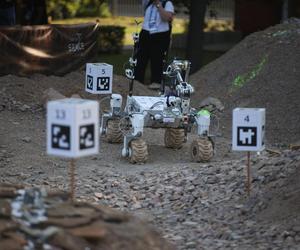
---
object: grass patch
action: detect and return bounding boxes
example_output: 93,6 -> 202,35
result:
52,16 -> 225,78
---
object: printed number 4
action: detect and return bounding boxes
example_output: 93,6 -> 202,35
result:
244,115 -> 250,122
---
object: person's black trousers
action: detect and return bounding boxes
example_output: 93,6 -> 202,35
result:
0,6 -> 16,25
134,29 -> 170,84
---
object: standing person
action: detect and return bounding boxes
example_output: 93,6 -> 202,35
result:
0,0 -> 16,25
20,0 -> 48,25
135,0 -> 174,90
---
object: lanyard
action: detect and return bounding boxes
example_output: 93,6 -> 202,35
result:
148,5 -> 158,30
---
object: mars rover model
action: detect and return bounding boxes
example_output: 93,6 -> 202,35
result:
99,29 -> 215,164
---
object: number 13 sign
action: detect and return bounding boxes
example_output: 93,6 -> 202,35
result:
47,98 -> 99,158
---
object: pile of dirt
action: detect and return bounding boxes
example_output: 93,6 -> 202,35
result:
0,71 -> 154,112
191,18 -> 300,145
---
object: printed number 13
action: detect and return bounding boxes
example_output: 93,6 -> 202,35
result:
82,109 -> 91,119
56,110 -> 66,120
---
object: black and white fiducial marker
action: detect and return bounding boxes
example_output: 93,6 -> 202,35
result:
232,108 -> 266,195
47,98 -> 99,200
85,63 -> 113,94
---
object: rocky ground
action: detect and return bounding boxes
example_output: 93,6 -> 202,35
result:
1,76 -> 300,249
1,19 -> 300,250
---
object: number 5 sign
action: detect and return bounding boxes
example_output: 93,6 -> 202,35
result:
232,108 -> 265,151
47,98 -> 99,158
85,63 -> 113,94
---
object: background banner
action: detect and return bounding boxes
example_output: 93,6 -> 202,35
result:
0,23 -> 99,76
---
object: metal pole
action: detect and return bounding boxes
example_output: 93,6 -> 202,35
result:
70,159 -> 76,201
247,151 -> 251,196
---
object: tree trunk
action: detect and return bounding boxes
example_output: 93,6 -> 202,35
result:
111,0 -> 118,16
32,0 -> 48,25
186,0 -> 209,74
16,0 -> 48,25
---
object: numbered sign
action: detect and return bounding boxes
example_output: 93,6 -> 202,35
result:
232,108 -> 265,151
47,98 -> 99,158
85,63 -> 113,94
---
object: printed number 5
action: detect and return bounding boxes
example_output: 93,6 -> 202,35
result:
102,69 -> 105,74
244,115 -> 250,122
56,110 -> 66,120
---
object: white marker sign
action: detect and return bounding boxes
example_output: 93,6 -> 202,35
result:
232,108 -> 265,151
85,63 -> 113,94
47,98 -> 99,158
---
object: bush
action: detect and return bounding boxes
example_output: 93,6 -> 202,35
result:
98,26 -> 125,54
76,2 -> 111,18
47,0 -> 111,20
98,3 -> 111,18
47,0 -> 80,19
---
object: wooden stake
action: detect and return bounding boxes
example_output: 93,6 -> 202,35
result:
247,151 -> 251,196
69,159 -> 76,201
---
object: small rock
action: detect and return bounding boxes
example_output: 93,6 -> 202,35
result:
186,241 -> 196,248
42,88 -> 66,108
285,236 -> 294,245
20,104 -> 30,112
206,176 -> 219,184
292,226 -> 300,233
182,221 -> 198,226
234,204 -> 244,209
22,136 -> 31,143
94,192 -> 104,199
131,202 -> 142,210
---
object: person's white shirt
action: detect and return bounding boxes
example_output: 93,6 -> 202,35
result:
142,0 -> 174,34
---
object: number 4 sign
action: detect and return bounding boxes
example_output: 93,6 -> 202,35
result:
47,98 -> 99,158
232,108 -> 265,151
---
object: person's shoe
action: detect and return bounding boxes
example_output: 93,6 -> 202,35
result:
148,82 -> 161,90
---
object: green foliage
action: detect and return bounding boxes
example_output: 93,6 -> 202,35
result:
76,0 -> 111,18
98,26 -> 125,54
47,0 -> 111,20
47,0 -> 80,19
99,2 -> 111,17
172,0 -> 190,8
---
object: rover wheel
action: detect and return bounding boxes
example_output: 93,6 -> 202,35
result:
190,137 -> 214,162
129,138 -> 148,164
164,128 -> 185,149
104,119 -> 123,143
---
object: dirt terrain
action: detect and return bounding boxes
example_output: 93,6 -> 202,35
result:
0,19 -> 300,249
191,18 -> 300,145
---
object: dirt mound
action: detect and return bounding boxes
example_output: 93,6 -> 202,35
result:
0,71 -> 155,112
190,19 -> 300,145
